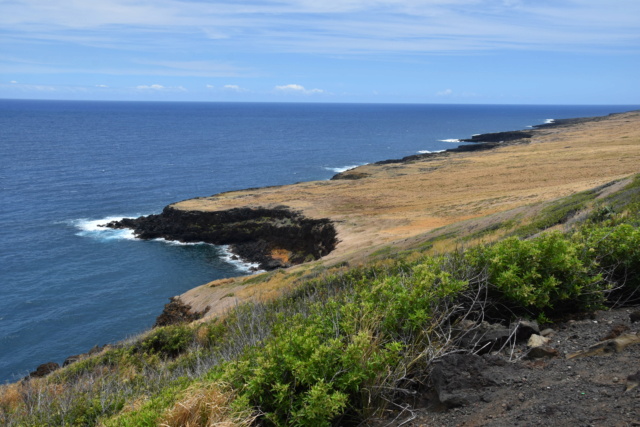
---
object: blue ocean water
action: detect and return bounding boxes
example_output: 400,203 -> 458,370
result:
1,100 -> 638,383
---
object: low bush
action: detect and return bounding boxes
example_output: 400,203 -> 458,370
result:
577,222 -> 640,300
136,325 -> 195,358
467,232 -> 605,315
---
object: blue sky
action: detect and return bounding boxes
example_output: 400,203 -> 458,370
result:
1,0 -> 638,104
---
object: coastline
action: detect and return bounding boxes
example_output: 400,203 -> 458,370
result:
14,108 -> 640,385
113,109 -> 640,324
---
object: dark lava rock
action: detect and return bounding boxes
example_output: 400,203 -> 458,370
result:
460,130 -> 534,144
331,171 -> 371,180
63,355 -> 81,367
511,319 -> 540,342
630,311 -> 640,323
457,322 -> 513,354
431,354 -> 504,408
155,297 -> 209,327
27,362 -> 60,379
105,206 -> 337,271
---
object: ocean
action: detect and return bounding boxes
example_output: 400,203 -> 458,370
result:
1,100 -> 638,383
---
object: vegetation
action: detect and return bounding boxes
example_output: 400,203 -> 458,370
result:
2,175 -> 640,426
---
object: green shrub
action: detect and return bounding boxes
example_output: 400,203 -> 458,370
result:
468,232 -> 605,314
578,223 -> 640,295
218,258 -> 468,425
137,325 -> 194,358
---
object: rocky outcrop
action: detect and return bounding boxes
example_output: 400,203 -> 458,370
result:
154,297 -> 209,327
460,129 -> 534,143
104,206 -> 338,270
26,362 -> 60,379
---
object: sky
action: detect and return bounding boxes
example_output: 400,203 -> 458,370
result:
0,0 -> 638,104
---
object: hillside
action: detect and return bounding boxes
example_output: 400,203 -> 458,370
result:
1,111 -> 640,426
169,110 -> 640,319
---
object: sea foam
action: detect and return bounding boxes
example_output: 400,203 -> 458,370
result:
74,218 -> 263,272
439,138 -> 461,143
72,217 -> 136,241
418,149 -> 445,154
220,245 -> 263,273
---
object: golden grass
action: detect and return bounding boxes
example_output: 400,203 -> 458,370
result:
173,111 -> 640,320
0,383 -> 24,413
159,383 -> 257,427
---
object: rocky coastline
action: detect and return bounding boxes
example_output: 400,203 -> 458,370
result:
332,113 -> 617,179
19,110 -> 640,388
104,205 -> 338,271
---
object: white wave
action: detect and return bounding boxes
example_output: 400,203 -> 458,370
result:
72,216 -> 136,241
418,149 -> 445,154
439,138 -> 461,143
324,165 -> 361,173
544,118 -> 555,124
220,245 -> 264,273
151,237 -> 207,246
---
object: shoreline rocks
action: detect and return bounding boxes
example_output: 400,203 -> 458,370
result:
104,206 -> 338,271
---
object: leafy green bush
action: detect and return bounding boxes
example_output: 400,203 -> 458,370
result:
468,232 -> 605,314
137,325 -> 194,358
218,258 -> 467,426
578,223 -> 640,295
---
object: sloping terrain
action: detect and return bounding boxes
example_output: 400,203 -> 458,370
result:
174,111 -> 640,319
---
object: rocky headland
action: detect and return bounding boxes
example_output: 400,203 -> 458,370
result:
105,205 -> 337,270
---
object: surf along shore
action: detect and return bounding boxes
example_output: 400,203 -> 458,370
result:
113,110 -> 640,323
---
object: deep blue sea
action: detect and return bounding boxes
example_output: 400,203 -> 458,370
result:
1,100 -> 638,383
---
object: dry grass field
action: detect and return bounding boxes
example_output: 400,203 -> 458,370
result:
174,111 -> 640,316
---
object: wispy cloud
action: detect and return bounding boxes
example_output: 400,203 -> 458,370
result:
223,84 -> 248,92
275,84 -> 325,94
135,84 -> 186,92
1,0 -> 638,55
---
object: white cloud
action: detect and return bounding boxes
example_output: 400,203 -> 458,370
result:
1,0 -> 638,103
1,0 -> 638,56
136,84 -> 165,90
10,80 -> 18,84
135,84 -> 186,92
95,84 -> 108,88
223,84 -> 248,92
205,84 -> 214,89
275,84 -> 325,94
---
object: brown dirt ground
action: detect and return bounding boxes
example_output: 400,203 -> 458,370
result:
374,306 -> 640,427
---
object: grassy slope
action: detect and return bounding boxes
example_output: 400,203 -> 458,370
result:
2,113 -> 640,426
176,111 -> 640,318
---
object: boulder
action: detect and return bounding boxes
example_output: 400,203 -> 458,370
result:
511,319 -> 540,341
456,321 -> 513,354
431,353 -> 511,408
27,362 -> 60,379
